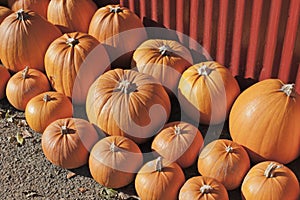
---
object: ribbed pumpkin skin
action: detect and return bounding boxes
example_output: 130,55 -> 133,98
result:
0,10 -> 61,72
197,139 -> 250,190
42,118 -> 99,169
178,61 -> 240,125
25,91 -> 73,133
132,39 -> 193,92
135,158 -> 185,200
8,0 -> 50,18
89,136 -> 143,189
152,121 -> 203,168
0,6 -> 12,24
241,161 -> 299,200
179,176 -> 229,200
47,0 -> 97,33
0,65 -> 10,99
229,79 -> 300,164
86,69 -> 171,144
6,67 -> 50,111
44,32 -> 110,104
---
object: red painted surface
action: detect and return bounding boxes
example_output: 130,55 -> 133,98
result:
163,0 -> 171,28
203,0 -> 213,54
151,0 -> 158,22
189,0 -> 199,51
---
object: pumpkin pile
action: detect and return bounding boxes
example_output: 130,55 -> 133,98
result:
0,1 -> 299,200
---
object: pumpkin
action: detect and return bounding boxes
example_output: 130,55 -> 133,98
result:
44,32 -> 110,104
6,66 -> 50,111
179,176 -> 229,200
132,39 -> 193,93
89,135 -> 143,188
178,61 -> 240,125
0,9 -> 61,72
47,0 -> 97,33
86,68 -> 171,144
135,156 -> 185,200
197,139 -> 250,190
25,91 -> 73,133
0,64 -> 10,99
151,121 -> 203,168
0,6 -> 12,24
241,161 -> 299,200
229,79 -> 300,164
42,118 -> 99,169
8,0 -> 49,18
88,4 -> 147,68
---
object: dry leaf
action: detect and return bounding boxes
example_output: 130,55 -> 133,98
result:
21,129 -> 32,138
78,187 -> 88,193
66,172 -> 76,179
16,133 -> 24,146
18,120 -> 28,127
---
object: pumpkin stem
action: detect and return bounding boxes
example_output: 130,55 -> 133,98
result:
264,162 -> 282,178
110,142 -> 118,152
60,125 -> 68,135
158,45 -> 172,56
225,146 -> 233,153
110,6 -> 122,13
16,9 -> 29,20
66,37 -> 79,47
117,79 -> 137,94
43,94 -> 51,102
174,125 -> 182,135
197,65 -> 213,76
155,156 -> 163,172
280,83 -> 296,97
200,184 -> 213,194
22,66 -> 29,79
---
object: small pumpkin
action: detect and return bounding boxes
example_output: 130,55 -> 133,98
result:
197,139 -> 250,190
6,66 -> 50,111
241,161 -> 299,200
0,9 -> 61,72
89,135 -> 143,189
229,79 -> 300,164
132,39 -> 193,93
152,121 -> 203,168
86,68 -> 171,144
179,176 -> 229,200
8,0 -> 49,18
135,156 -> 185,200
25,91 -> 73,133
178,61 -> 240,125
0,6 -> 12,24
0,64 -> 10,99
44,32 -> 110,104
47,0 -> 97,33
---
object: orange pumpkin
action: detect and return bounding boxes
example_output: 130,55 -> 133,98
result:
6,66 -> 50,111
152,121 -> 203,168
241,161 -> 299,200
132,39 -> 193,93
89,136 -> 143,189
179,176 -> 229,200
8,0 -> 49,18
135,156 -> 185,200
197,139 -> 250,190
47,0 -> 97,33
0,64 -> 10,99
0,9 -> 61,72
44,32 -> 110,104
25,91 -> 73,133
86,68 -> 171,144
0,6 -> 12,24
88,4 -> 147,68
42,118 -> 99,169
229,79 -> 300,164
178,61 -> 240,125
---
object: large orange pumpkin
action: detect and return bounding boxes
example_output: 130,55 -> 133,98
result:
0,64 -> 10,99
89,136 -> 143,189
178,61 -> 240,125
241,161 -> 299,200
88,4 -> 147,68
42,118 -> 99,169
47,0 -> 97,33
135,156 -> 185,200
25,91 -> 73,133
8,0 -> 49,18
6,66 -> 50,111
152,121 -> 203,168
132,39 -> 193,93
0,6 -> 12,24
229,79 -> 300,164
86,68 -> 171,144
0,9 -> 61,72
179,176 -> 229,200
44,32 -> 110,104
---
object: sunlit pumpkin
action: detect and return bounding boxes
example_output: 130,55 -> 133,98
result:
0,6 -> 12,24
0,64 -> 10,99
8,0 -> 49,18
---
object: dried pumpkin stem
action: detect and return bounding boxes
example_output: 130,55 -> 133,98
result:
22,66 -> 29,79
197,65 -> 213,76
117,79 -> 136,94
158,45 -> 172,56
225,146 -> 233,153
16,9 -> 29,20
60,125 -> 68,135
174,125 -> 182,135
200,184 -> 213,194
156,156 -> 163,172
264,162 -> 282,178
66,37 -> 79,47
110,142 -> 118,152
110,6 -> 122,13
280,83 -> 296,97
43,94 -> 51,102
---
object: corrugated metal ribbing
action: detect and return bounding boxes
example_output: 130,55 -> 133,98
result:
297,64 -> 300,93
176,0 -> 185,42
151,0 -> 158,22
163,0 -> 171,29
189,0 -> 200,51
203,0 -> 213,54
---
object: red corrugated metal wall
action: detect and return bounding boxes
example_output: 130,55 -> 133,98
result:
120,0 -> 300,93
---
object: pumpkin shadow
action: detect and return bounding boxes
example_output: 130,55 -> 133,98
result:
234,76 -> 258,92
69,164 -> 93,178
102,44 -> 133,69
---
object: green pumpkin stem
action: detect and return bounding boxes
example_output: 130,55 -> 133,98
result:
22,66 -> 29,79
280,83 -> 296,97
156,156 -> 163,172
225,146 -> 233,153
43,94 -> 51,102
197,65 -> 213,76
200,184 -> 213,194
158,45 -> 172,56
264,162 -> 282,178
60,125 -> 68,135
16,9 -> 29,20
110,6 -> 122,13
66,37 -> 79,47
